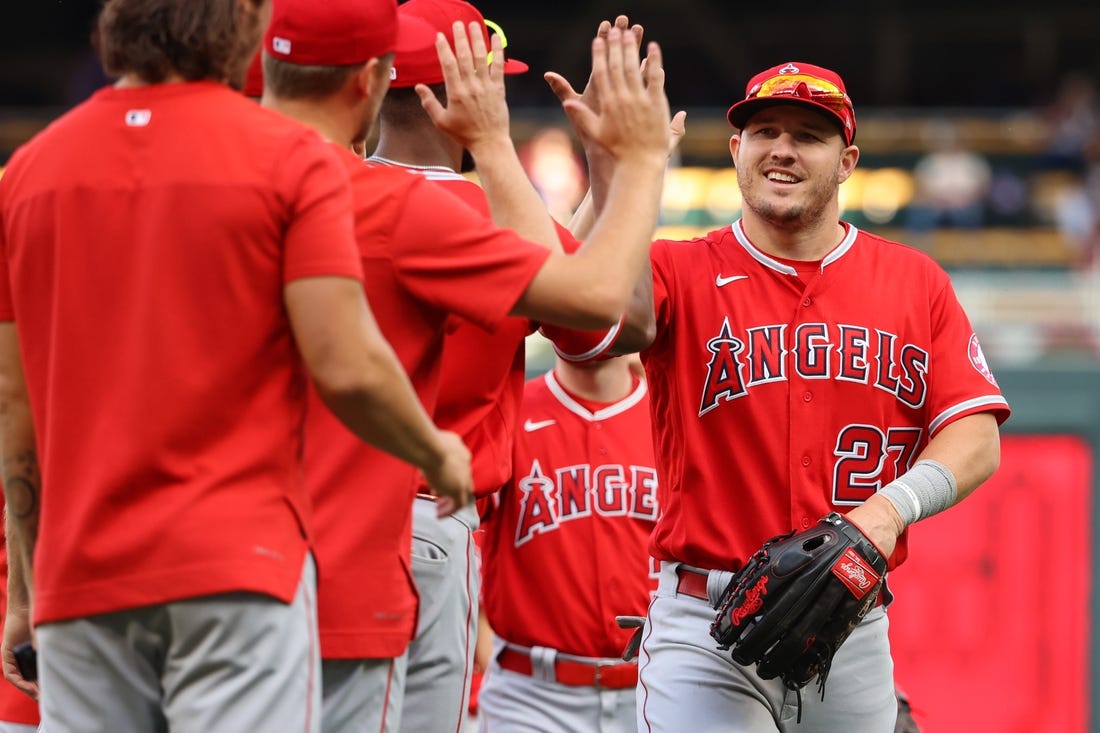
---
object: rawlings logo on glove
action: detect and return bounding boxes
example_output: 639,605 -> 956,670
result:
710,512 -> 887,696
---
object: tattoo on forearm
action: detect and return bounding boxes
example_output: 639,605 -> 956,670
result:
2,450 -> 40,543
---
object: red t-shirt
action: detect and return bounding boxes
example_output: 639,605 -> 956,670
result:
481,371 -> 658,658
643,221 -> 1011,572
0,81 -> 362,624
305,154 -> 552,659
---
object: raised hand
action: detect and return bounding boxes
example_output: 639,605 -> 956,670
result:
416,21 -> 509,153
560,28 -> 670,166
544,15 -> 642,126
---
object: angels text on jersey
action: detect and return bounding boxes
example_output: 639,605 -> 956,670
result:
699,317 -> 929,416
513,459 -> 659,547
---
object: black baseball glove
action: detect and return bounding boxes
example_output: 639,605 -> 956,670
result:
710,512 -> 887,695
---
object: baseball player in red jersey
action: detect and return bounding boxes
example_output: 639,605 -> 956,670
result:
560,58 -> 1011,731
261,4 -> 671,731
478,353 -> 658,733
0,0 -> 473,730
368,4 -> 625,731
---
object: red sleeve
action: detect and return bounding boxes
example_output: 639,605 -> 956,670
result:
278,132 -> 362,284
539,317 -> 623,363
925,269 -> 1011,434
390,180 -> 551,333
534,221 -> 620,362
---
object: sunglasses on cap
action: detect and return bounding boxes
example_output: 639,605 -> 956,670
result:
749,73 -> 850,109
484,19 -> 507,66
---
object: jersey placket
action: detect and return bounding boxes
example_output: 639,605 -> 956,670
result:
787,269 -> 830,532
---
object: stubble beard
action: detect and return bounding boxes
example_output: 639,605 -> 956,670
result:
741,168 -> 838,230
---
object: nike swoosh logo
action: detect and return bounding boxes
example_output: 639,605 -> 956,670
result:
523,419 -> 557,432
716,274 -> 749,287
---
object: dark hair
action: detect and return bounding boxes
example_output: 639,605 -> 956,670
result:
98,0 -> 266,86
379,84 -> 444,127
262,54 -> 367,100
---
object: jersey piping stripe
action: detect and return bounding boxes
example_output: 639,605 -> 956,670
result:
365,155 -> 467,181
821,223 -> 859,267
543,370 -> 648,422
730,219 -> 860,274
928,395 -> 1011,435
550,315 -> 623,362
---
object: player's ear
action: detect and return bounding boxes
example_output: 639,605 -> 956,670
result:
836,144 -> 859,184
728,134 -> 740,168
360,56 -> 393,100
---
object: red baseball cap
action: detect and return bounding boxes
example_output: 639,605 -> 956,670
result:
726,62 -> 857,145
390,0 -> 529,88
265,0 -> 437,67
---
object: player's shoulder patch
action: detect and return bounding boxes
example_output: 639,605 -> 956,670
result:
967,333 -> 999,386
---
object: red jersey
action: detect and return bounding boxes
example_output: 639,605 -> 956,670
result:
305,154 -> 553,659
0,82 -> 361,624
643,221 -> 1011,571
367,159 -> 616,497
481,371 -> 659,658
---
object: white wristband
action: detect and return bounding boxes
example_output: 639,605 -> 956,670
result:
877,459 -> 957,527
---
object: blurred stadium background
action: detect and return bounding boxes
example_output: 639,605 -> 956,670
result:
2,1 -> 1098,731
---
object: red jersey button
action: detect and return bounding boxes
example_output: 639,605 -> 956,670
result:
802,297 -> 813,307
801,456 -> 811,467
802,391 -> 813,402
801,517 -> 811,528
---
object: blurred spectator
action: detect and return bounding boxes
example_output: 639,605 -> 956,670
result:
517,126 -> 587,224
1050,134 -> 1100,269
1038,73 -> 1099,173
906,119 -> 993,231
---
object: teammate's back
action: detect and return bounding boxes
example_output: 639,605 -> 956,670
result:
0,81 -> 361,625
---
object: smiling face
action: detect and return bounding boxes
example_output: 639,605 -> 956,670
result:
730,104 -> 859,232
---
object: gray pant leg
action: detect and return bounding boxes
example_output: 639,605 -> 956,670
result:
398,499 -> 480,733
786,606 -> 896,733
640,563 -> 896,733
162,555 -> 321,733
38,604 -> 172,733
479,663 -> 636,733
638,589 -> 781,733
322,656 -> 408,733
38,554 -> 320,733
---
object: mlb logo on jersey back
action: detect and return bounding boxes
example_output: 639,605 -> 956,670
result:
272,36 -> 292,55
125,109 -> 151,127
968,334 -> 998,386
